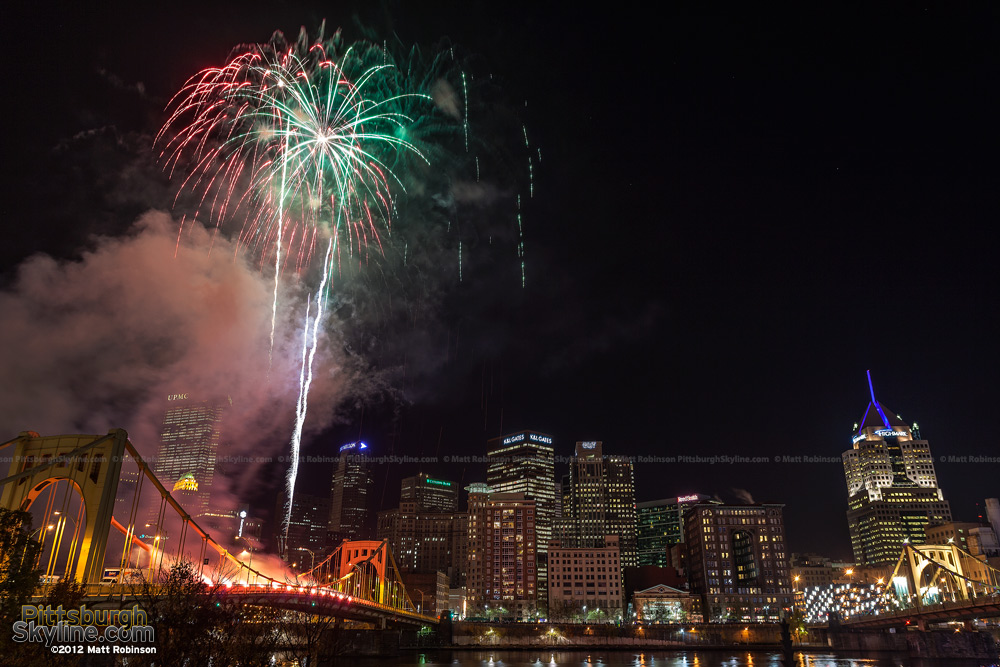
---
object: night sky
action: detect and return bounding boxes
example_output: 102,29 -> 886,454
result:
4,3 -> 999,560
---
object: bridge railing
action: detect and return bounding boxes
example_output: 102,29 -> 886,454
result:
31,581 -> 438,623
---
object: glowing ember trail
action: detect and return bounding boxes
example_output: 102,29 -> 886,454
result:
157,27 -> 434,539
157,25 -> 534,542
285,239 -> 334,535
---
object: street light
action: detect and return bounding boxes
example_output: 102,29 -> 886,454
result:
45,510 -> 80,580
236,536 -> 255,584
414,587 -> 427,615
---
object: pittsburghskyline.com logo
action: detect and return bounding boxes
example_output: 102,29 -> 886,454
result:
12,604 -> 157,656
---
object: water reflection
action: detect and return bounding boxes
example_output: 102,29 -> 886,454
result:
355,651 -> 983,667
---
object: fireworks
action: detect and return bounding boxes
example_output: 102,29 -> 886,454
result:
157,28 -> 431,270
157,27 -> 441,537
157,24 -> 536,541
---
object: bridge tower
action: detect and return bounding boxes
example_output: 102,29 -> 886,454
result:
0,429 -> 128,584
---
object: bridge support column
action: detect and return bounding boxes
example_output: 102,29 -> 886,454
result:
964,620 -> 975,631
380,616 -> 387,630
917,618 -> 927,631
76,430 -> 127,584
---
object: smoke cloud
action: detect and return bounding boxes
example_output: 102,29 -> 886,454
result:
0,211 -> 354,506
431,79 -> 462,120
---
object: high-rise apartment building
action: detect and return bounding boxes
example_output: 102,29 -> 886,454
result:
564,441 -> 638,566
465,484 -> 538,620
400,473 -> 459,513
329,441 -> 374,541
685,503 -> 793,622
154,393 -> 229,516
637,493 -> 715,566
842,373 -> 952,566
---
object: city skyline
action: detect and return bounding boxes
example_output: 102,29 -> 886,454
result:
1,3 -> 998,567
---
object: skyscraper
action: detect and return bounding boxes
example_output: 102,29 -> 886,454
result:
486,430 -> 556,605
154,393 -> 229,516
685,502 -> 792,622
282,493 -> 330,569
400,473 -> 459,513
377,473 -> 467,586
329,441 -> 373,541
376,502 -> 464,582
842,372 -> 952,566
564,441 -> 638,566
637,494 -> 715,566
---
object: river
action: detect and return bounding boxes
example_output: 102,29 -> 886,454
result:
342,649 -> 989,667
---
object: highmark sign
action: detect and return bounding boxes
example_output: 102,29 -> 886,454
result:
874,429 -> 907,438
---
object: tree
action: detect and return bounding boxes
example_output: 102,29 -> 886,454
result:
0,508 -> 42,622
276,610 -> 345,667
0,508 -> 47,666
127,560 -> 280,666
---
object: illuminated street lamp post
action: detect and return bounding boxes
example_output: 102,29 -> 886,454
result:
236,535 -> 256,584
414,587 -> 427,615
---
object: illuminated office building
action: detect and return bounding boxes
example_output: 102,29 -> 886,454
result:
282,493 -> 330,569
400,473 -> 459,513
329,441 -> 374,541
565,441 -> 638,566
154,393 -> 229,516
547,535 -> 624,621
378,473 -> 468,586
486,431 -> 555,605
637,494 -> 715,566
842,373 -> 952,566
685,503 -> 793,622
465,484 -> 538,620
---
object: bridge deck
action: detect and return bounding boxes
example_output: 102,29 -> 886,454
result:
31,582 -> 439,626
845,593 -> 1000,628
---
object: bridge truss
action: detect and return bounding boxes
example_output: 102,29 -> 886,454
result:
0,430 -> 434,625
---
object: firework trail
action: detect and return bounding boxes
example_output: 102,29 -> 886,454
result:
286,238 -> 333,534
157,27 -> 435,536
157,25 -> 536,540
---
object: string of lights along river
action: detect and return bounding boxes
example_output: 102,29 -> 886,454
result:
341,651 -> 973,667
